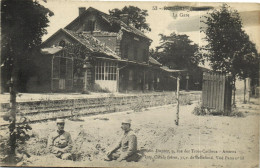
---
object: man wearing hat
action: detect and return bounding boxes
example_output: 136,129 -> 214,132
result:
47,119 -> 72,160
105,119 -> 140,162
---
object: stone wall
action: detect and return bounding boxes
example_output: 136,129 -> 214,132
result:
0,92 -> 201,126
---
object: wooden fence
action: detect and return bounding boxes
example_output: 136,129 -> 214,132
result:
202,72 -> 232,115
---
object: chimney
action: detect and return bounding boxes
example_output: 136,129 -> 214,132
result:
120,14 -> 129,25
79,7 -> 86,16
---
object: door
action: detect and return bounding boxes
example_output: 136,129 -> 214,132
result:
52,56 -> 73,92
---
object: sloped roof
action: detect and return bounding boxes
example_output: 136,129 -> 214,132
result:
63,29 -> 120,59
42,28 -> 120,59
65,7 -> 151,41
149,57 -> 162,66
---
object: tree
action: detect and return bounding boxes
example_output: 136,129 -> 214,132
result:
1,0 -> 53,163
234,33 -> 259,103
201,4 -> 259,105
151,33 -> 202,126
152,33 -> 203,70
109,6 -> 151,32
2,0 -> 54,92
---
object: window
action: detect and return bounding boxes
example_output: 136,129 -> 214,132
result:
59,40 -> 66,47
95,60 -> 117,80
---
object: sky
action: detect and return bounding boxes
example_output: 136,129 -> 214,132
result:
40,1 -> 260,51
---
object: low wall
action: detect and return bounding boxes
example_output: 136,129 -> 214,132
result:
0,92 -> 201,126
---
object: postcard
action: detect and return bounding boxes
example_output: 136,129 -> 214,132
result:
0,1 -> 259,167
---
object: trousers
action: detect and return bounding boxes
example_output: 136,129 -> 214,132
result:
108,151 -> 141,162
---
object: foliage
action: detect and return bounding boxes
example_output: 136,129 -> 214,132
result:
109,6 -> 151,32
1,117 -> 32,164
229,107 -> 245,117
179,95 -> 192,105
1,0 -> 54,91
13,118 -> 32,145
192,104 -> 207,116
1,0 -> 53,162
61,43 -> 93,76
201,4 -> 259,80
90,83 -> 111,93
151,33 -> 203,70
2,0 -> 53,52
192,104 -> 245,117
63,43 -> 91,59
192,104 -> 224,116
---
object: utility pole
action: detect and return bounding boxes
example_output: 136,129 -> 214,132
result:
116,67 -> 119,92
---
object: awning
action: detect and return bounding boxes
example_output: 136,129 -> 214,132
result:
41,47 -> 63,55
160,66 -> 186,73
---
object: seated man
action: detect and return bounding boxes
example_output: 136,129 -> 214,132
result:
48,119 -> 72,160
105,119 -> 140,162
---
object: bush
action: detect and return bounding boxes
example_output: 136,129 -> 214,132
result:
210,109 -> 224,116
192,105 -> 207,116
193,105 -> 225,116
230,108 -> 245,117
193,104 -> 245,117
90,83 -> 110,93
0,117 -> 32,165
229,111 -> 244,117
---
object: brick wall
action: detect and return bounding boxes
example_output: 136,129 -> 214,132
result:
121,32 -> 149,63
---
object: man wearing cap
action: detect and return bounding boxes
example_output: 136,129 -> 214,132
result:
47,119 -> 72,160
105,119 -> 140,162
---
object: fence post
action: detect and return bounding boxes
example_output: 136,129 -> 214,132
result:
246,78 -> 251,103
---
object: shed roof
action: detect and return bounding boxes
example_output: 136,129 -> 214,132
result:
198,65 -> 212,72
160,66 -> 186,73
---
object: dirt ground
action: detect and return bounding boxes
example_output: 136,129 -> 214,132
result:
0,94 -> 259,168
